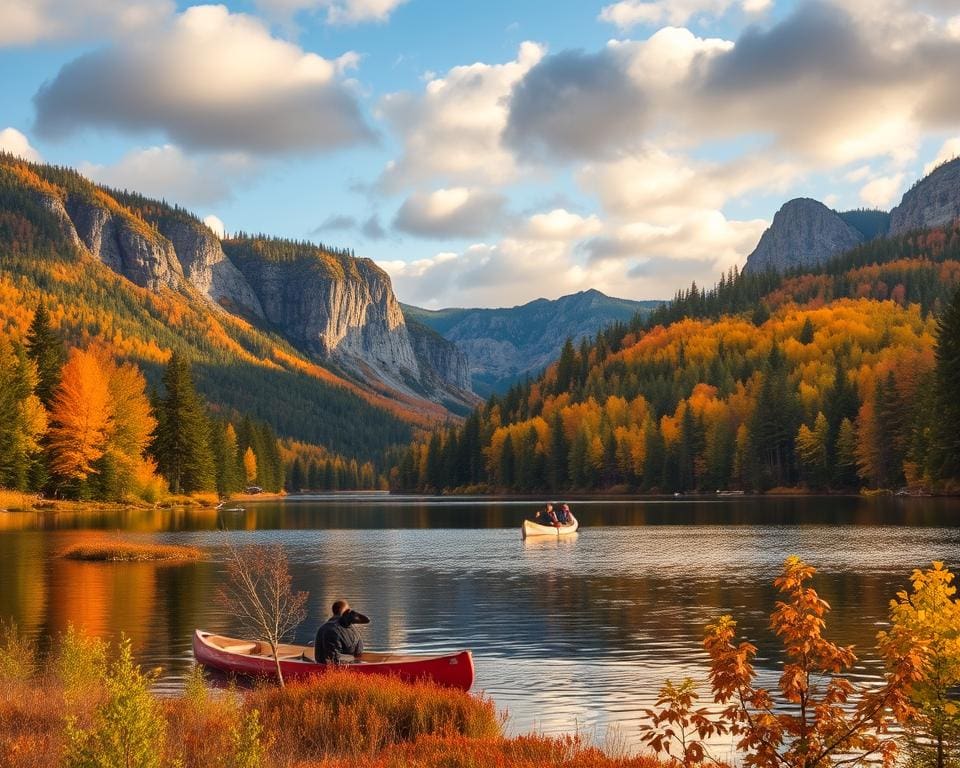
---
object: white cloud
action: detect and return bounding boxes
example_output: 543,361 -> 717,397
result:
599,0 -> 767,28
0,0 -> 173,46
80,145 -> 255,206
34,4 -> 374,154
377,41 -> 544,190
522,209 -> 603,240
859,173 -> 906,207
254,0 -> 406,24
0,127 -> 42,162
393,187 -> 508,238
203,214 -> 226,238
924,137 -> 960,175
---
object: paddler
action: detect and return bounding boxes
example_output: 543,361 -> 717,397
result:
315,599 -> 370,664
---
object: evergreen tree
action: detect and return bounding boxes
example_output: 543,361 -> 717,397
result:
798,317 -> 815,344
25,303 -> 65,408
210,421 -> 242,497
151,353 -> 214,494
934,285 -> 960,481
0,343 -> 46,491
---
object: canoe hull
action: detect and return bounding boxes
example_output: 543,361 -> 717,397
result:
521,514 -> 579,538
192,630 -> 474,691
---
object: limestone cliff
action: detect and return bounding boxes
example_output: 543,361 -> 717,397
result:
889,158 -> 960,235
62,196 -> 184,291
154,218 -> 264,319
405,317 -> 474,411
11,158 -> 474,416
743,198 -> 865,274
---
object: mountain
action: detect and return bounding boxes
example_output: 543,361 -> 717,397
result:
890,157 -> 960,235
393,218 -> 960,494
745,158 -> 960,274
0,154 -> 476,463
743,198 -> 867,273
402,290 -> 662,396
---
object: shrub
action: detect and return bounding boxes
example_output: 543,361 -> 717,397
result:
0,619 -> 36,683
63,638 -> 166,768
54,624 -> 108,706
247,671 -> 501,760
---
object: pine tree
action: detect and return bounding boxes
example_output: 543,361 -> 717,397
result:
0,342 -> 46,490
934,285 -> 960,481
151,353 -> 214,494
25,303 -> 65,408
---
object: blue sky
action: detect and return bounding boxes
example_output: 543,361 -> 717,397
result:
2,0 -> 960,307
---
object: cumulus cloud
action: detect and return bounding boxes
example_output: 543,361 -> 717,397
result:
503,47 -> 647,162
203,214 -> 226,238
504,28 -> 731,162
393,187 -> 509,238
33,4 -> 374,155
859,173 -> 905,207
504,1 -> 960,169
598,0 -> 769,29
579,147 -> 801,219
378,42 -> 544,190
522,209 -> 603,241
254,0 -> 407,24
0,0 -> 173,46
79,144 -> 255,206
0,127 -> 42,162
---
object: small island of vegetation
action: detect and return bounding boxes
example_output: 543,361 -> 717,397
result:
59,540 -> 204,562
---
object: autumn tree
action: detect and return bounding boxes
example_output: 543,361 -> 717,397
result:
796,412 -> 829,489
878,562 -> 960,768
644,557 -> 926,768
25,302 -> 64,408
703,557 -> 922,768
217,540 -> 308,687
94,355 -> 157,500
47,348 -> 112,487
242,446 -> 258,485
151,353 -> 213,494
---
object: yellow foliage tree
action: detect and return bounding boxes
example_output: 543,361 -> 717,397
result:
878,562 -> 960,768
243,446 -> 258,484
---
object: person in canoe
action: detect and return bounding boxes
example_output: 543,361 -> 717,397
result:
315,599 -> 370,664
556,503 -> 573,526
534,503 -> 559,526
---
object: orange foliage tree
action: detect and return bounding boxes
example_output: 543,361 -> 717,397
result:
642,557 -> 927,768
47,348 -> 112,483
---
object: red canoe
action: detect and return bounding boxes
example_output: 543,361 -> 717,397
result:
192,630 -> 475,691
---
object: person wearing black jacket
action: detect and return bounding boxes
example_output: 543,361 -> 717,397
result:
314,599 -> 369,664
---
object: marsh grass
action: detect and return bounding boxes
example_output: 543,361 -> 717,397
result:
0,625 -> 668,768
59,540 -> 204,562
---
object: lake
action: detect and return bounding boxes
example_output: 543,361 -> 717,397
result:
2,494 -> 960,752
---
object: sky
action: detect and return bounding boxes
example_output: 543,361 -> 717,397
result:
2,0 -> 960,309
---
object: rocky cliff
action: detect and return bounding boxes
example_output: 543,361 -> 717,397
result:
10,158 -> 474,416
889,158 -> 960,235
404,290 -> 660,396
405,317 -> 472,410
155,218 -> 265,319
743,198 -> 865,273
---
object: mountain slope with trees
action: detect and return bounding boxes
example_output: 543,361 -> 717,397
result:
392,223 -> 960,494
0,153 -> 468,466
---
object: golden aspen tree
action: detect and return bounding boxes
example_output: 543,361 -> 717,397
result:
243,446 -> 258,484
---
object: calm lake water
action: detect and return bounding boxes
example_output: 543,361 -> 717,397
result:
3,494 -> 960,751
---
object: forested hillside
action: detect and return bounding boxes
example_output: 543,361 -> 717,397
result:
0,155 -> 430,467
392,224 -> 960,494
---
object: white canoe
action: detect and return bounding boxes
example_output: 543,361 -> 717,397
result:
521,514 -> 578,539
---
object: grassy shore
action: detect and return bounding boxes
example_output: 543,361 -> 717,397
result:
0,625 -> 663,768
0,488 -> 224,514
59,539 -> 204,562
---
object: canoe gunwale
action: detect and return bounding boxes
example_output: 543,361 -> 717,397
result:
192,630 -> 474,691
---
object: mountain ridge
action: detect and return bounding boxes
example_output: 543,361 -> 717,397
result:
403,289 -> 662,396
